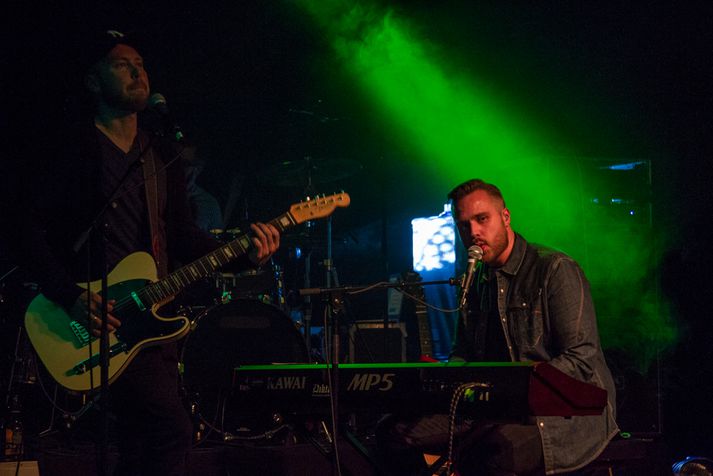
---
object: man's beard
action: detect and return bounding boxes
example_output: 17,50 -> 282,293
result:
482,225 -> 510,265
104,83 -> 149,113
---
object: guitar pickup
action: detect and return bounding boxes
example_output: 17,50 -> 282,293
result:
71,341 -> 128,375
69,320 -> 91,346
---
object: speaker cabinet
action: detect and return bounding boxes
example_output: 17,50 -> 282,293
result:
349,320 -> 407,363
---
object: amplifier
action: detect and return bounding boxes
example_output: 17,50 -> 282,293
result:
348,320 -> 407,363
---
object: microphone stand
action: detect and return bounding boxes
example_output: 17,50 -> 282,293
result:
298,277 -> 460,474
72,133 -> 166,476
300,159 -> 317,354
326,288 -> 344,471
298,278 -> 460,298
98,224 -> 110,476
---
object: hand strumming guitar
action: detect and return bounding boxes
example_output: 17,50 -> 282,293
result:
72,290 -> 120,337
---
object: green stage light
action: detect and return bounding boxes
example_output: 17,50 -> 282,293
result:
298,0 -> 677,368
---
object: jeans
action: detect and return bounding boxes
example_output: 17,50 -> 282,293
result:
110,345 -> 193,476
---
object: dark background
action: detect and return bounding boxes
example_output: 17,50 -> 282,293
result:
2,0 -> 712,464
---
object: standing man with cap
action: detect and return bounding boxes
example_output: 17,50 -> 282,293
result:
8,29 -> 280,474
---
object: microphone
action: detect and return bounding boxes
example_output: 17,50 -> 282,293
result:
459,245 -> 484,309
148,93 -> 184,142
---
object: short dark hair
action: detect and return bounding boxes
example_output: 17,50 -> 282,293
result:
447,178 -> 506,208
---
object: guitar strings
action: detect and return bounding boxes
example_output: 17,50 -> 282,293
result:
98,194 -> 345,317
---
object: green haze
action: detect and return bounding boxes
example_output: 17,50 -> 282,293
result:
298,0 -> 676,369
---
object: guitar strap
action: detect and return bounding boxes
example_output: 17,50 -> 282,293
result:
142,144 -> 169,279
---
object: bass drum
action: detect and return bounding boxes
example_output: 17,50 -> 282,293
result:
180,299 -> 309,435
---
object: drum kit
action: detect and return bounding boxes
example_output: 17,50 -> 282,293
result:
178,153 -> 363,440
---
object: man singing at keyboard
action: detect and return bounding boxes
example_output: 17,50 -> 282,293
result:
378,179 -> 618,475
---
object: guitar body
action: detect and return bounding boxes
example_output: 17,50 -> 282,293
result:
24,252 -> 189,393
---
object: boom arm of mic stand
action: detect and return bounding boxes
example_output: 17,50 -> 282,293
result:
298,278 -> 460,297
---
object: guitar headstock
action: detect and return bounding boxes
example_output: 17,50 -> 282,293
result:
289,192 -> 351,224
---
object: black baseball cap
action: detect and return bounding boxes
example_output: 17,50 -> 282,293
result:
81,29 -> 144,72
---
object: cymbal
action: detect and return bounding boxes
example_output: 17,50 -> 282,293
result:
255,157 -> 362,187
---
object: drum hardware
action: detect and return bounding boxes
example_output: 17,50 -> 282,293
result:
188,398 -> 204,443
221,421 -> 293,443
272,263 -> 286,309
1,326 -> 94,442
300,215 -> 342,357
213,260 -> 282,306
250,149 -> 361,354
3,326 -> 29,461
0,263 -> 22,293
208,228 -> 225,239
209,227 -> 244,242
5,327 -> 37,388
179,299 -> 310,440
285,196 -> 344,355
178,303 -> 218,332
185,162 -> 357,440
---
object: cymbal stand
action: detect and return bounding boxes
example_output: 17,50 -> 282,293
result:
303,248 -> 313,352
315,288 -> 346,473
301,158 -> 318,353
322,214 -> 343,363
3,325 -> 36,462
298,156 -> 342,357
317,219 -> 346,473
324,216 -> 340,289
303,215 -> 341,358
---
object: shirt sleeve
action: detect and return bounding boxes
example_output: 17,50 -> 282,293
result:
6,167 -> 85,311
544,256 -> 603,383
163,152 -> 252,270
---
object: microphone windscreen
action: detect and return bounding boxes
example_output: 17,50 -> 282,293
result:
468,245 -> 483,261
149,93 -> 167,107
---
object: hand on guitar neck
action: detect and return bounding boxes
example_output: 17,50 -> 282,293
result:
246,222 -> 281,267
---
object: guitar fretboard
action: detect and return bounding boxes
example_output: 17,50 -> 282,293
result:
139,212 -> 295,305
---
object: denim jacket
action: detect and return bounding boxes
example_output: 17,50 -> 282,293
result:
451,233 -> 618,474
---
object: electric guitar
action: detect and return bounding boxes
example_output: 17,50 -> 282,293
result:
24,192 -> 350,392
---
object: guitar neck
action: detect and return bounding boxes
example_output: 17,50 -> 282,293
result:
143,212 -> 296,305
128,191 -> 350,308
